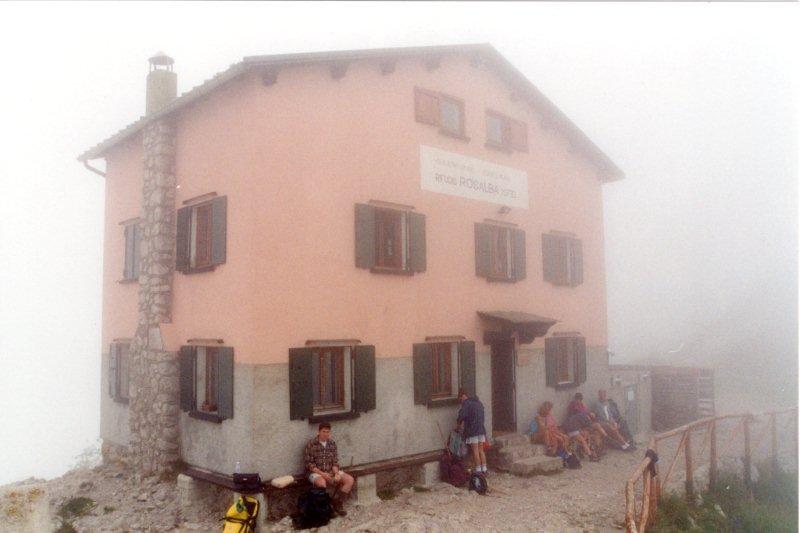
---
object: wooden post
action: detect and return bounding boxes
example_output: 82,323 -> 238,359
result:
651,439 -> 660,517
770,413 -> 778,476
709,419 -> 717,492
743,415 -> 752,497
684,429 -> 694,501
639,469 -> 651,533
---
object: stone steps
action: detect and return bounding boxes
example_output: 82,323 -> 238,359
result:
510,455 -> 564,476
488,433 -> 562,475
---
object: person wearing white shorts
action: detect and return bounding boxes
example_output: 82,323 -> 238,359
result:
457,389 -> 488,474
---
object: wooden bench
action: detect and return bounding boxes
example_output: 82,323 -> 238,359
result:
178,450 -> 442,522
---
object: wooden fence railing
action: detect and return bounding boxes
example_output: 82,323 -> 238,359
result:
625,406 -> 797,533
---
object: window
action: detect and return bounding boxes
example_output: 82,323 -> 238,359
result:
122,221 -> 141,281
289,344 -> 376,421
485,111 -> 528,152
414,88 -> 466,138
413,340 -> 476,406
179,345 -> 234,422
176,195 -> 227,273
542,233 -> 583,286
474,223 -> 526,282
375,208 -> 407,270
355,203 -> 426,274
312,346 -> 348,412
108,342 -> 131,403
545,335 -> 586,389
430,343 -> 459,399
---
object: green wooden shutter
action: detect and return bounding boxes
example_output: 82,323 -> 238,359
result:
574,337 -> 587,385
542,233 -> 555,283
216,347 -> 234,420
458,341 -> 476,397
289,348 -> 314,420
412,343 -> 432,405
176,206 -> 191,272
109,344 -> 118,399
554,236 -> 569,286
512,228 -> 526,281
211,196 -> 227,266
407,211 -> 426,273
123,225 -> 135,280
474,223 -> 492,278
353,345 -> 376,413
354,203 -> 376,269
570,238 -> 583,286
179,346 -> 195,412
132,223 -> 141,279
544,338 -> 557,387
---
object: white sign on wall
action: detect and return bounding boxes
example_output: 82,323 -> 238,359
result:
419,145 -> 529,209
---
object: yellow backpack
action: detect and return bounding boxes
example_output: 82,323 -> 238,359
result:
222,495 -> 259,533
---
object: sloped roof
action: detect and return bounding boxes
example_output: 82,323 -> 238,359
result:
78,43 -> 623,181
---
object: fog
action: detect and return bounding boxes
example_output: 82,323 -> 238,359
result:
0,2 -> 796,486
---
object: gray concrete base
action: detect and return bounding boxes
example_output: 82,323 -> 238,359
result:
177,473 -> 229,523
416,460 -> 440,487
354,473 -> 380,506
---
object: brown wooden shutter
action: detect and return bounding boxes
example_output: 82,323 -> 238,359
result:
512,229 -> 526,281
414,88 -> 439,126
570,238 -> 583,286
574,337 -> 587,385
211,196 -> 227,266
474,223 -> 492,278
458,341 -> 476,397
412,343 -> 432,405
109,344 -> 118,399
132,224 -> 141,279
289,348 -> 314,420
544,338 -> 557,388
216,347 -> 234,420
353,345 -> 376,413
123,225 -> 135,280
179,346 -> 195,412
176,206 -> 191,272
509,119 -> 528,152
354,203 -> 376,269
408,211 -> 426,273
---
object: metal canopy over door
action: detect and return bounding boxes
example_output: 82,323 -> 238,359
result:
490,339 -> 516,433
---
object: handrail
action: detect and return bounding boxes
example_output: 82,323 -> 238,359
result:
624,406 -> 798,533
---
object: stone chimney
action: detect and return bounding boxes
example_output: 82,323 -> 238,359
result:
129,52 -> 180,478
146,52 -> 177,115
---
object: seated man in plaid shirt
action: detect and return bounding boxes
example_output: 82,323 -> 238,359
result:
304,422 -> 354,516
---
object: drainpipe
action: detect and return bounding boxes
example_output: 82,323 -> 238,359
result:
82,159 -> 106,178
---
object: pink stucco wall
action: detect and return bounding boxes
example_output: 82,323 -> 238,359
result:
101,52 -> 608,364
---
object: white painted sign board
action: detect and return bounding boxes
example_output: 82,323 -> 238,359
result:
419,145 -> 529,209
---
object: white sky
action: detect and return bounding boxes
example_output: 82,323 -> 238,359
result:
0,2 -> 797,484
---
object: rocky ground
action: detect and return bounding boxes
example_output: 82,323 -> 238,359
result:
1,446 -> 648,533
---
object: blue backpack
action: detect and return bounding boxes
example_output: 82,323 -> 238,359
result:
528,419 -> 538,435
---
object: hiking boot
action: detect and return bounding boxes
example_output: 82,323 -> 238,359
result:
332,493 -> 348,516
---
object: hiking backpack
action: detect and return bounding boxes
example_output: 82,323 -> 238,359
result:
468,472 -> 488,495
222,495 -> 259,533
440,450 -> 468,487
292,487 -> 332,530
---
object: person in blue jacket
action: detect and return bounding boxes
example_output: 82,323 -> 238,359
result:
457,389 -> 488,475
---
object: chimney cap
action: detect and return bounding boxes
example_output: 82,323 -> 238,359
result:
149,52 -> 174,67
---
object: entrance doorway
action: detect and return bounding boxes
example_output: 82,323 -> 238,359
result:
490,339 -> 516,433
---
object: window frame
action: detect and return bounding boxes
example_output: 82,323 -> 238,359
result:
429,342 -> 459,400
311,345 -> 350,414
374,208 -> 408,271
542,233 -> 583,287
195,346 -> 220,414
545,335 -> 586,390
414,87 -> 468,141
414,340 -> 475,408
179,344 -> 234,423
190,201 -> 214,270
484,110 -> 528,153
488,225 -> 514,281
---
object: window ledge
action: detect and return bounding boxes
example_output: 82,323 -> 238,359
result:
370,266 -> 414,277
553,382 -> 579,390
117,278 -> 138,285
112,396 -> 130,405
484,141 -> 513,153
188,410 -> 224,423
486,276 -> 517,283
438,128 -> 470,142
308,411 -> 360,424
427,397 -> 460,408
180,265 -> 217,275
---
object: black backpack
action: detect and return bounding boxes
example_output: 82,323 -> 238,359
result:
468,472 -> 487,495
292,488 -> 332,529
564,453 -> 582,469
